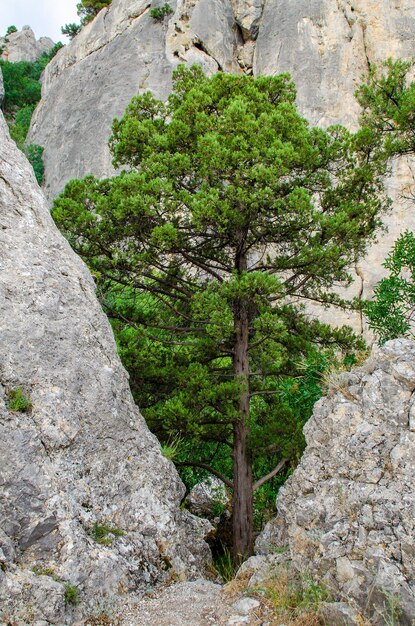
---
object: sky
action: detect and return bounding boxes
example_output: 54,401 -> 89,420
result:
0,0 -> 79,43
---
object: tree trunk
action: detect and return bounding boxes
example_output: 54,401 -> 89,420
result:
232,292 -> 253,564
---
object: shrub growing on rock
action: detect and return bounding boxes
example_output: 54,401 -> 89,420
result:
150,3 -> 174,21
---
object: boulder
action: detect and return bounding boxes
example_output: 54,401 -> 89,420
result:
257,339 -> 415,625
0,111 -> 209,624
0,26 -> 54,62
186,477 -> 230,520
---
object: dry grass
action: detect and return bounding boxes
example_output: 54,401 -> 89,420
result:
222,568 -> 255,602
222,564 -> 328,626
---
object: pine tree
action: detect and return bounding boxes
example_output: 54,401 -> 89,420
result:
53,65 -> 387,561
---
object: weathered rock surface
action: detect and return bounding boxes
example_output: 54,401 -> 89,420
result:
0,26 -> 54,62
254,0 -> 415,332
0,111 -> 209,624
186,477 -> 230,520
28,0 -> 242,202
258,339 -> 415,625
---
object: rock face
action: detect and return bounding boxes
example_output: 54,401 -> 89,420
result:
258,339 -> 415,625
28,0 -> 242,202
28,0 -> 415,331
0,26 -> 54,62
0,111 -> 209,624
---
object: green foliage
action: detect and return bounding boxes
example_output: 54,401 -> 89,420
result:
77,0 -> 112,23
9,104 -> 36,144
161,435 -> 184,461
150,3 -> 174,21
7,388 -> 32,412
0,44 -> 63,114
0,45 -> 61,181
61,1 -> 111,39
365,232 -> 415,343
214,544 -> 235,582
357,60 -> 415,345
357,58 -> 415,160
89,522 -> 124,545
5,26 -> 17,40
25,143 -> 45,184
61,23 -> 82,39
0,60 -> 42,113
253,569 -> 330,623
64,583 -> 80,605
380,590 -> 402,626
53,66 -> 387,554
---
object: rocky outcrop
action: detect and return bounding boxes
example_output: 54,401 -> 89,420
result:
258,339 -> 415,625
28,0 -> 242,202
0,110 -> 209,624
254,0 -> 415,331
0,26 -> 54,62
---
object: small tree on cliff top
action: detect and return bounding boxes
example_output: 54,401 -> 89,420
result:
52,65 -> 387,561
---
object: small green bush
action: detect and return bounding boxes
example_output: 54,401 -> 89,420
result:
214,545 -> 235,582
32,566 -> 63,583
90,522 -> 124,545
61,23 -> 82,40
150,3 -> 173,21
6,26 -> 17,37
161,435 -> 184,461
7,388 -> 32,412
64,582 -> 80,605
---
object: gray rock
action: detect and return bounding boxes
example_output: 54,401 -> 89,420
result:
121,579 -> 224,625
0,111 -> 209,624
0,26 -> 54,62
236,553 -> 291,588
186,477 -> 230,520
231,0 -> 264,40
320,601 -> 361,626
257,339 -> 415,625
254,515 -> 288,555
28,0 -> 241,202
231,597 -> 260,614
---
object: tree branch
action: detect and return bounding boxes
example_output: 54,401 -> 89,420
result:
253,458 -> 287,491
175,461 -> 234,489
249,390 -> 280,397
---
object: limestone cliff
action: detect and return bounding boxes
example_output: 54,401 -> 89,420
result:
0,26 -> 54,62
27,0 -> 415,332
0,109 -> 209,624
258,339 -> 415,625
